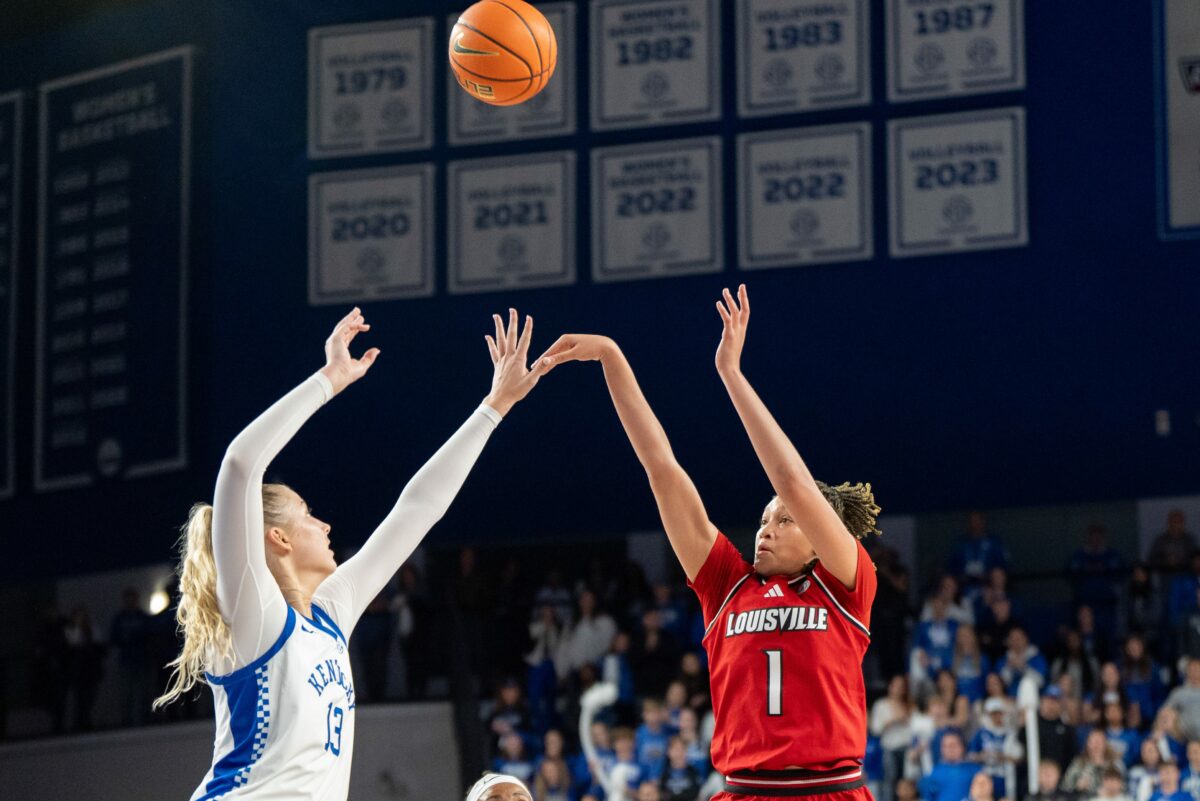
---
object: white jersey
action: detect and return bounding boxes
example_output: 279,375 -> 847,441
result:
191,371 -> 502,800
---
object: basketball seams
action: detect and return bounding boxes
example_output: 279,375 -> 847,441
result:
484,0 -> 544,76
450,55 -> 540,83
452,20 -> 534,77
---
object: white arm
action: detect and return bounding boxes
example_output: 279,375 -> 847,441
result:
579,683 -> 625,801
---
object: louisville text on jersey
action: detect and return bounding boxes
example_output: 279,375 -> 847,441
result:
724,605 -> 830,637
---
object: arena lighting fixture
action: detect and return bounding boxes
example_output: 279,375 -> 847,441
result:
148,588 -> 170,615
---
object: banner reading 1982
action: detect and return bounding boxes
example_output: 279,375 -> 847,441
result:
1157,0 -> 1200,239
737,0 -> 870,117
448,152 -> 576,295
448,2 -> 576,145
887,0 -> 1024,102
308,18 -> 433,158
36,47 -> 191,492
888,107 -> 1027,258
0,91 -> 20,499
591,0 -> 721,130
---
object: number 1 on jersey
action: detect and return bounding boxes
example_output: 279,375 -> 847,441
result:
765,650 -> 782,716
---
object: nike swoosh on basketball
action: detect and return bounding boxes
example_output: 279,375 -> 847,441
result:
453,34 -> 498,56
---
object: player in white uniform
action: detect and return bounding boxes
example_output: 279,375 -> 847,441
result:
154,307 -> 548,801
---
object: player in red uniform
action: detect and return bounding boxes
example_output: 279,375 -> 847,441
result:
538,284 -> 880,801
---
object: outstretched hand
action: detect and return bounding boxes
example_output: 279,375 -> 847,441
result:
535,334 -> 616,373
321,307 -> 380,396
483,308 -> 552,417
715,284 -> 750,376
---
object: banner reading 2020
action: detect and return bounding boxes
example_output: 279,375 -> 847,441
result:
36,47 -> 191,492
0,91 -> 19,499
591,0 -> 721,130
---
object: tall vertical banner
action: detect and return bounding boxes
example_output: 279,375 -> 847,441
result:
447,2 -> 577,145
887,0 -> 1024,101
36,47 -> 191,492
1157,0 -> 1200,239
308,18 -> 434,158
590,0 -> 721,130
0,92 -> 20,499
737,0 -> 871,117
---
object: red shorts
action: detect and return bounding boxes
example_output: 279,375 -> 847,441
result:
713,784 -> 876,801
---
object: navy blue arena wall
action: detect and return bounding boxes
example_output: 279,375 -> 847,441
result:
1,0 -> 1197,579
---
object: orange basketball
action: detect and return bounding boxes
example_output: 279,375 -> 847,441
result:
450,0 -> 558,106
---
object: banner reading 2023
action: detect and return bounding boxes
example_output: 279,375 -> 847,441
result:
36,47 -> 191,492
591,0 -> 721,130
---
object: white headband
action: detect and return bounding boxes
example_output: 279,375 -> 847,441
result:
466,773 -> 528,801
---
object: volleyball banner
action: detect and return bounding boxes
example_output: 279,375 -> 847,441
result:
1157,0 -> 1200,238
888,107 -> 1027,257
738,123 -> 873,270
590,0 -> 721,130
447,2 -> 576,145
591,136 -> 723,282
0,91 -> 19,499
736,0 -> 870,117
308,164 -> 435,305
448,151 -> 576,294
308,18 -> 433,158
886,0 -> 1024,102
35,47 -> 191,492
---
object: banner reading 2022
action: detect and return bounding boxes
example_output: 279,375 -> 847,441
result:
0,92 -> 19,499
36,47 -> 191,492
591,0 -> 721,130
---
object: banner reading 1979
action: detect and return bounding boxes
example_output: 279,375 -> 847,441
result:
0,91 -> 19,499
36,47 -> 191,492
591,0 -> 721,130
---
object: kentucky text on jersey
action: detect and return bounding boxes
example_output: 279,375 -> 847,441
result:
307,658 -> 356,708
724,605 -> 830,637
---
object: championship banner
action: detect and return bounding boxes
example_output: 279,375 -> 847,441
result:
886,0 -> 1024,102
36,47 -> 191,491
308,18 -> 433,158
736,0 -> 870,117
591,136 -> 723,282
888,107 -> 1027,258
590,0 -> 721,130
447,2 -> 576,145
447,151 -> 576,294
309,164 -> 435,305
0,91 -> 20,499
1157,0 -> 1200,238
738,123 -> 873,270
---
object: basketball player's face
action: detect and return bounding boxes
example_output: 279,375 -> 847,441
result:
280,489 -> 337,576
754,497 -> 816,577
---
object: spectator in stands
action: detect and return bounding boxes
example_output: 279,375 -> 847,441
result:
908,695 -> 945,777
676,651 -> 709,712
1026,758 -> 1072,801
1064,730 -> 1127,795
1093,767 -> 1134,801
1165,659 -> 1200,740
636,779 -> 663,801
535,568 -> 575,629
896,777 -> 922,801
1079,606 -> 1113,663
635,698 -> 673,778
489,677 -> 531,752
968,772 -> 996,801
955,626 -> 992,702
977,568 -> 1019,626
1148,512 -> 1196,574
109,587 -> 151,726
602,631 -> 637,718
675,707 -> 708,775
980,598 -> 1020,662
948,512 -> 1010,596
1053,630 -> 1101,700
1069,525 -> 1127,636
353,589 -> 392,702
536,729 -> 568,776
62,604 -> 103,732
1148,762 -> 1190,801
660,736 -> 702,801
919,731 -> 979,801
1147,706 -> 1186,766
663,680 -> 686,729
1121,634 -> 1166,725
1120,565 -> 1163,650
612,727 -> 646,792
874,675 -> 915,801
1180,587 -> 1200,663
913,597 -> 960,685
581,720 -> 615,799
933,669 -> 973,730
970,697 -> 1024,798
631,609 -> 679,698
1177,741 -> 1200,801
393,563 -> 432,700
998,627 -> 1050,694
561,590 -> 617,678
526,604 -> 565,729
977,672 -> 1017,727
494,731 -> 535,784
651,584 -> 688,643
1128,739 -> 1165,801
1101,701 -> 1142,767
1022,686 -> 1079,772
923,576 -> 975,626
533,757 -> 571,801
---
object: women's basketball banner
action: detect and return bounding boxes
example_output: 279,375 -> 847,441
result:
0,91 -> 19,499
1157,0 -> 1200,239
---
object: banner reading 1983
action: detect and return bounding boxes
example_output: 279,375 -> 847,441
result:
448,152 -> 576,295
887,0 -> 1024,102
448,2 -> 576,145
1157,0 -> 1200,238
0,91 -> 19,499
36,47 -> 191,492
591,0 -> 721,130
888,107 -> 1027,258
308,18 -> 433,158
737,0 -> 870,117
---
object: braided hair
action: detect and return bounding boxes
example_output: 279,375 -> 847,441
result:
815,480 -> 882,541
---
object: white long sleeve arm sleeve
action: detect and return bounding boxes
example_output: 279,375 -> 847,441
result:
212,372 -> 334,673
313,404 -> 502,634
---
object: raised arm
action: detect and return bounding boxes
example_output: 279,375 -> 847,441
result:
713,285 -> 859,589
316,309 -> 549,630
213,308 -> 379,668
539,335 -> 717,580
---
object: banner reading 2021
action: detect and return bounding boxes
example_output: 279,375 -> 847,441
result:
36,47 -> 191,492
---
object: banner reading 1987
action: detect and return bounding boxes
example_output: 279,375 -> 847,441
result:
888,107 -> 1027,258
448,152 -> 576,295
448,2 -> 576,145
1157,0 -> 1200,238
36,47 -> 191,492
887,0 -> 1024,102
591,0 -> 721,130
737,0 -> 870,117
0,91 -> 19,499
309,18 -> 433,158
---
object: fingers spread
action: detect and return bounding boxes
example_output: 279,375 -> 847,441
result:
738,283 -> 750,320
516,314 -> 534,358
492,314 -> 506,356
716,300 -> 732,325
485,335 -> 500,364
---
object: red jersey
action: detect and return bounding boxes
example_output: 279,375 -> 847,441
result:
689,532 -> 877,784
